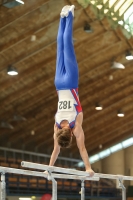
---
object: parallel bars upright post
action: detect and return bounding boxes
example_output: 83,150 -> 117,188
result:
0,173 -> 6,200
119,178 -> 126,200
81,180 -> 85,200
47,171 -> 57,200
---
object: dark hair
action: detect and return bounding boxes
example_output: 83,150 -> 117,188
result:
56,128 -> 72,148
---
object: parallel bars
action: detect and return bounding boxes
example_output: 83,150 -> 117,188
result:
0,161 -> 133,200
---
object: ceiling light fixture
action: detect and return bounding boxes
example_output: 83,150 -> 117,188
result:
84,23 -> 92,33
125,51 -> 133,60
99,144 -> 103,149
111,61 -> 125,69
16,0 -> 24,4
0,121 -> 14,129
31,35 -> 36,42
31,130 -> 35,135
3,0 -> 24,8
95,103 -> 103,110
12,114 -> 26,121
117,110 -> 124,117
7,65 -> 18,76
109,75 -> 113,80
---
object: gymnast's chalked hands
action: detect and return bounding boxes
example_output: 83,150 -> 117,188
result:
86,168 -> 95,177
43,170 -> 52,180
43,170 -> 48,174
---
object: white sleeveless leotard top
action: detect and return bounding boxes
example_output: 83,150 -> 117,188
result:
55,89 -> 82,129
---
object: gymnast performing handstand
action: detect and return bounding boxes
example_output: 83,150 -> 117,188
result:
49,5 -> 94,176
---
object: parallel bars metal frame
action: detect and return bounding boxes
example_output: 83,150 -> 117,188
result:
0,161 -> 133,200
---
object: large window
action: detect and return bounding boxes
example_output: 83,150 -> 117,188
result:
78,0 -> 133,35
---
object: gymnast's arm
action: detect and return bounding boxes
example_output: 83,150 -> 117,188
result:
73,115 -> 94,176
49,124 -> 60,166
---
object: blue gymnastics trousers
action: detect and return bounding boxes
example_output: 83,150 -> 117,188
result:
54,12 -> 79,90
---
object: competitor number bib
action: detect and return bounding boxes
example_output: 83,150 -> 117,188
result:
58,99 -> 74,112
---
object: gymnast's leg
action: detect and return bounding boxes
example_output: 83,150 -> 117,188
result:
63,7 -> 79,89
54,17 -> 66,90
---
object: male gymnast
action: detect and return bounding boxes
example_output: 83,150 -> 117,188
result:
49,5 -> 94,176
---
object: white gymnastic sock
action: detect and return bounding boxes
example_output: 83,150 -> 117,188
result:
60,5 -> 75,18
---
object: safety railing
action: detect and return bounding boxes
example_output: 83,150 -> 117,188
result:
0,147 -> 81,168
